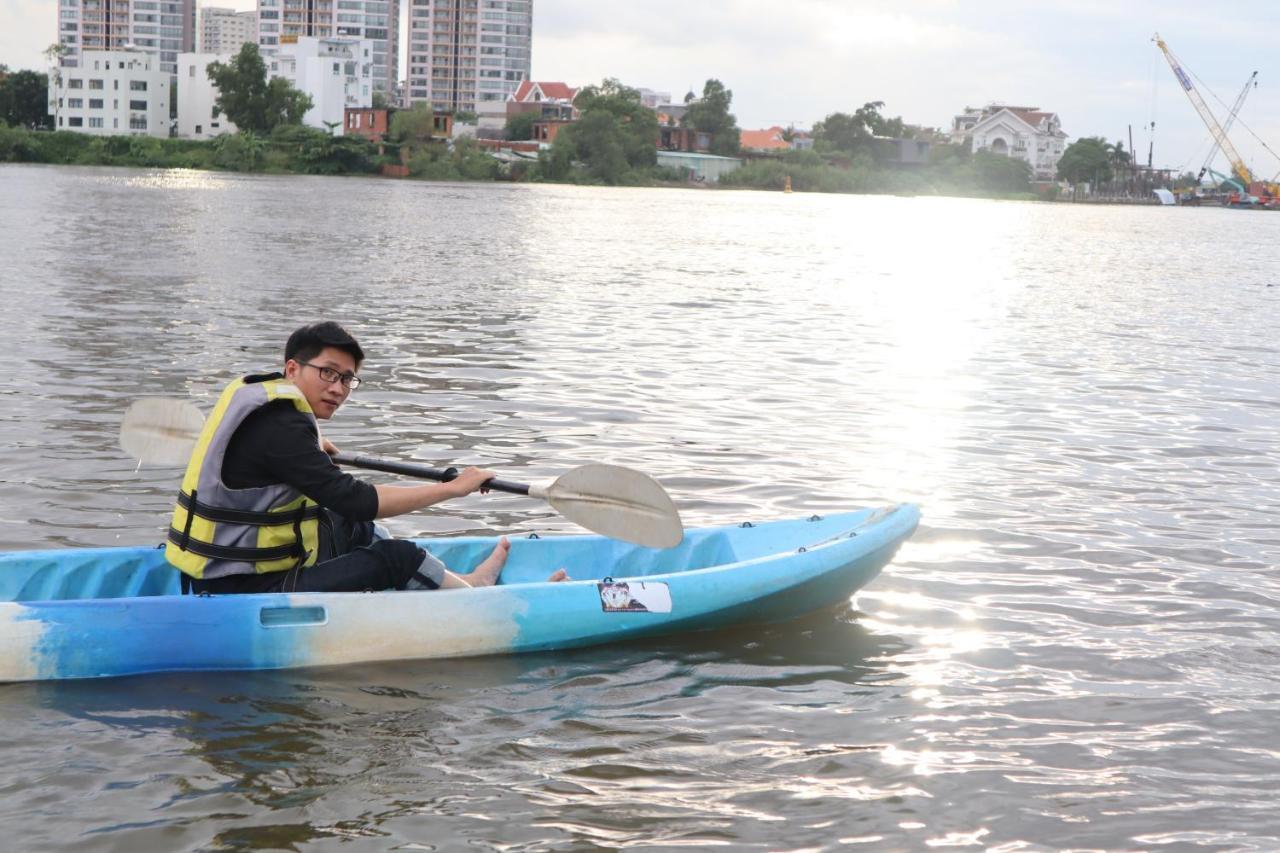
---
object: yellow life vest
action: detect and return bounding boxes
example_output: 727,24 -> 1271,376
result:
165,375 -> 324,579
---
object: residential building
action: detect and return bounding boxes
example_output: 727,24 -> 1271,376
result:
659,126 -> 712,153
405,0 -> 532,128
876,136 -> 931,166
343,106 -> 389,141
257,0 -> 398,97
952,103 -> 1067,182
268,36 -> 374,132
54,0 -> 196,76
740,126 -> 792,153
635,88 -> 671,110
47,48 -> 170,136
506,80 -> 576,124
176,52 -> 236,138
199,6 -> 256,54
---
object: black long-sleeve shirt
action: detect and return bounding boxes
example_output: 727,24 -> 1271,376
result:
221,399 -> 379,521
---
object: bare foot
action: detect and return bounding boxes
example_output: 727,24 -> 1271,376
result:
468,536 -> 511,586
546,568 -> 569,583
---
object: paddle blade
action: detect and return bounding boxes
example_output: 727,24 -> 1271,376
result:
543,464 -> 684,549
120,398 -> 204,466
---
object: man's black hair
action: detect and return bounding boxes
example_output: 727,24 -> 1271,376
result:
285,322 -> 365,367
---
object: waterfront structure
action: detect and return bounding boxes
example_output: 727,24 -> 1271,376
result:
655,150 -> 742,183
47,48 -> 170,136
199,6 -> 256,54
54,0 -> 196,76
268,36 -> 374,133
405,0 -> 532,128
176,52 -> 236,138
951,104 -> 1067,182
256,0 -> 397,98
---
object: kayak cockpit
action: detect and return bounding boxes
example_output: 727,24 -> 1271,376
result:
0,510 -> 898,604
0,526 -> 746,603
0,547 -> 178,602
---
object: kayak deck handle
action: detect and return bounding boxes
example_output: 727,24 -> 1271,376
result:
260,605 -> 328,628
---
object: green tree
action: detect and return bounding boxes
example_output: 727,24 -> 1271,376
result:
543,78 -> 657,184
389,104 -> 441,145
1173,171 -> 1200,189
1056,136 -> 1113,185
207,43 -> 312,133
973,149 -> 1032,192
505,110 -> 535,141
683,78 -> 740,155
814,102 -> 904,155
1107,139 -> 1130,169
0,70 -> 52,129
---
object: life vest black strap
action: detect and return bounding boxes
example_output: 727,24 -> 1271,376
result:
177,490 -> 323,526
179,488 -> 197,551
166,528 -> 304,562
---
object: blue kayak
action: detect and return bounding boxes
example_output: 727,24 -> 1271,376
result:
0,505 -> 919,681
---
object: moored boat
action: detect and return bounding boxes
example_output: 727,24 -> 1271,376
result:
0,505 -> 919,682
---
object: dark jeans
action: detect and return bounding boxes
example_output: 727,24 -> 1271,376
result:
189,511 -> 429,595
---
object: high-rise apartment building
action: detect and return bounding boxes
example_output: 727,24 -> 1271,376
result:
405,0 -> 531,125
257,0 -> 398,96
54,0 -> 196,76
199,6 -> 257,54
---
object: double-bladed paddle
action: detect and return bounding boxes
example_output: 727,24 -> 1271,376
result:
120,398 -> 683,548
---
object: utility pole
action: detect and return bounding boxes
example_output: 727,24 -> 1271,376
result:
1128,124 -> 1135,196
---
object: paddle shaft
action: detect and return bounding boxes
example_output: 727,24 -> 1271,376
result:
333,453 -> 533,497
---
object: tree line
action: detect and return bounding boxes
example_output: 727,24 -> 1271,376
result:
4,49 -> 1060,199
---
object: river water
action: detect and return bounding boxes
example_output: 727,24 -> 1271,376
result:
1,163 -> 1278,850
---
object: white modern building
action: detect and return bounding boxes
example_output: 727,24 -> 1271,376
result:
257,0 -> 397,97
199,6 -> 256,54
54,0 -> 196,76
952,104 -> 1067,182
635,88 -> 671,110
405,0 -> 531,127
268,36 -> 373,133
176,52 -> 236,138
47,48 -> 170,136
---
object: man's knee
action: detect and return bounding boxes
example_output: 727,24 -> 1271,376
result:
369,539 -> 428,589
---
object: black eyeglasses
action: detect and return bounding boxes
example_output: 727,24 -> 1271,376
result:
300,362 -> 362,389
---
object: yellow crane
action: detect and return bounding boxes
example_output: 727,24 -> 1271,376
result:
1153,33 -> 1274,199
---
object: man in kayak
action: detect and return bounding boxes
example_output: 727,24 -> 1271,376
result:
165,321 -> 567,594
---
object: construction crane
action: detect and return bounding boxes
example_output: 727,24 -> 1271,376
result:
1197,70 -> 1257,183
1153,33 -> 1267,196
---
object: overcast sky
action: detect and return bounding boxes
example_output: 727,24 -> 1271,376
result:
5,0 -> 1280,175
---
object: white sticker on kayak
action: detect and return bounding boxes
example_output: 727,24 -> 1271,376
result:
598,580 -> 671,613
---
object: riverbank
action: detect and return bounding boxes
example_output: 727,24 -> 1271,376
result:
1,123 -> 1046,202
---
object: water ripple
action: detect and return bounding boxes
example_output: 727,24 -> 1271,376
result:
2,166 -> 1280,848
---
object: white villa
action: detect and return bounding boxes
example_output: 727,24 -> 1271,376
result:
952,104 -> 1067,182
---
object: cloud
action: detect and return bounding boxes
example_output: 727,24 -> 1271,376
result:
1,0 -> 56,72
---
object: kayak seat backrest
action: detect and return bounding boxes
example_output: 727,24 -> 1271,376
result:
0,548 -> 179,602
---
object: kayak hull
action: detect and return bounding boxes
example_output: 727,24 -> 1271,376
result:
0,505 -> 919,681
